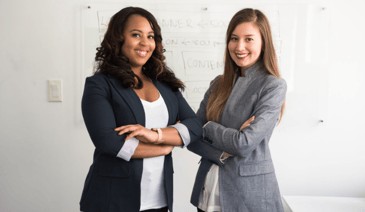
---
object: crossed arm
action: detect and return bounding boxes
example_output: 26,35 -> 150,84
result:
188,76 -> 286,165
114,123 -> 183,159
82,76 -> 201,161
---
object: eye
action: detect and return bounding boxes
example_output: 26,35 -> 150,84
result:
230,37 -> 238,41
148,35 -> 155,39
132,33 -> 141,38
246,38 -> 253,41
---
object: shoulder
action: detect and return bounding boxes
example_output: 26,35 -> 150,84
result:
258,74 -> 287,99
210,75 -> 222,85
208,75 -> 222,91
261,73 -> 286,90
83,73 -> 112,93
85,73 -> 110,86
86,72 -> 108,82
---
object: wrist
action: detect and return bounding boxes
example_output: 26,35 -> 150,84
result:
151,128 -> 163,143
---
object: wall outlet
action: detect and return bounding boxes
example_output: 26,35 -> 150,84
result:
48,79 -> 62,102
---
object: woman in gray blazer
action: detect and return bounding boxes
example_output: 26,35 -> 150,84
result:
188,8 -> 287,212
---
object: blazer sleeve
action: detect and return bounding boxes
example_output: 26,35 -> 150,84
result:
81,76 -> 127,157
173,90 -> 203,147
203,78 -> 287,158
187,76 -> 226,166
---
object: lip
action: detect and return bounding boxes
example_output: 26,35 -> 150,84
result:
135,49 -> 149,57
236,53 -> 249,59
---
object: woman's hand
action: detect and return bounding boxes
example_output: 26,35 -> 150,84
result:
239,116 -> 255,131
114,124 -> 160,144
222,152 -> 232,158
164,145 -> 174,155
223,116 -> 255,158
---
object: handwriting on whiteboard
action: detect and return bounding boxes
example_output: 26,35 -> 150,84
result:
185,81 -> 210,101
182,52 -> 224,76
163,37 -> 225,48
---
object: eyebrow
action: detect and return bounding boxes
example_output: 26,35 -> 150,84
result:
231,33 -> 256,37
129,29 -> 154,34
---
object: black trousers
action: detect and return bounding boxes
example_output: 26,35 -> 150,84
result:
197,208 -> 205,212
140,207 -> 168,212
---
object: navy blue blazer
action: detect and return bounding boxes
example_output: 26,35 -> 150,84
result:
80,73 -> 202,212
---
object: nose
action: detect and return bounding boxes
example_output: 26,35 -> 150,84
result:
236,39 -> 246,51
139,35 -> 148,46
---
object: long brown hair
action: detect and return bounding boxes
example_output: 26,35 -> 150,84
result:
94,7 -> 184,91
206,8 -> 285,123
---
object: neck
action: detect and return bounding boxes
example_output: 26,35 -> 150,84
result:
240,66 -> 247,77
131,66 -> 150,83
131,66 -> 143,77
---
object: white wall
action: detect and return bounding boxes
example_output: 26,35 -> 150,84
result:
0,0 -> 364,212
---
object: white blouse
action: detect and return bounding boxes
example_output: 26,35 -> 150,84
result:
139,94 -> 169,211
198,164 -> 221,212
115,90 -> 192,210
198,151 -> 228,212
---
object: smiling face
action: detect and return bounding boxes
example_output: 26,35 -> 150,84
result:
228,22 -> 262,73
121,15 -> 156,73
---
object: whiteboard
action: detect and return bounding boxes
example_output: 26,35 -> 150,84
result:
82,2 -> 329,131
81,3 -> 330,211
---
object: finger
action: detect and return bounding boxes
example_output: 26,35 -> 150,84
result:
239,124 -> 250,131
126,128 -> 148,140
118,126 -> 138,135
175,120 -> 181,124
244,117 -> 254,125
125,131 -> 140,141
239,116 -> 255,130
115,124 -> 140,131
114,125 -> 130,131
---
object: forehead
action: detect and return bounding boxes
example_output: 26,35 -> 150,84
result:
232,22 -> 260,35
124,14 -> 153,32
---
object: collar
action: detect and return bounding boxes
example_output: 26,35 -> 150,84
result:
233,61 -> 264,84
236,61 -> 264,78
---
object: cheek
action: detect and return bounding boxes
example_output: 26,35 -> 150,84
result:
121,41 -> 131,53
151,42 -> 156,51
256,42 -> 263,54
228,43 -> 235,56
228,42 -> 234,51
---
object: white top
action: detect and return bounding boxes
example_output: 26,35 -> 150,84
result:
116,95 -> 192,162
198,153 -> 228,212
138,94 -> 169,210
198,164 -> 221,212
114,89 -> 192,210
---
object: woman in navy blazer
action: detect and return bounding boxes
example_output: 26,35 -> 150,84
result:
80,7 -> 202,212
188,9 -> 286,212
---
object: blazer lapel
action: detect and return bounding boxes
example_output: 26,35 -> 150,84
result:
107,76 -> 145,126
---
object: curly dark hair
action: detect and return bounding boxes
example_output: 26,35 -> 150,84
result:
94,7 -> 184,91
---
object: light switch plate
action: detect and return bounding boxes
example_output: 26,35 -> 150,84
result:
48,79 -> 62,102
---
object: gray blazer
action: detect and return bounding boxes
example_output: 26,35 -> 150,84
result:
188,62 -> 286,212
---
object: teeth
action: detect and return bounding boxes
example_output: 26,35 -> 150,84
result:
136,50 -> 147,56
237,53 -> 248,58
